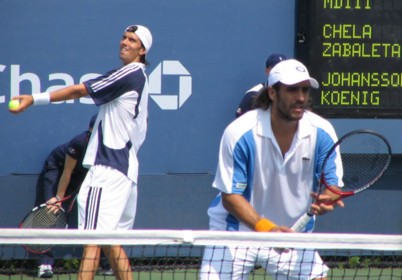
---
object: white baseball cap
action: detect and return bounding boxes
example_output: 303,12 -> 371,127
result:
268,59 -> 319,89
125,25 -> 153,52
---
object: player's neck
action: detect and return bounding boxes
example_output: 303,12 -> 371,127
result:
270,111 -> 298,136
270,115 -> 298,157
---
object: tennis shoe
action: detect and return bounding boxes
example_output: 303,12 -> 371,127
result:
38,264 -> 53,278
102,268 -> 114,276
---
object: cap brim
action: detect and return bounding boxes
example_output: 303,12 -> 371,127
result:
309,78 -> 319,89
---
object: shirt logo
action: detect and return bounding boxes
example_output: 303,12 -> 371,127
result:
234,183 -> 247,190
68,147 -> 77,155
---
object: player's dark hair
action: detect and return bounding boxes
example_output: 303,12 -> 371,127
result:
254,83 -> 281,110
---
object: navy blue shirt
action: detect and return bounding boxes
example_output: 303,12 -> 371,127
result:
36,131 -> 90,203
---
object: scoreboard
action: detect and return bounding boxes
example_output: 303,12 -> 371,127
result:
296,0 -> 402,118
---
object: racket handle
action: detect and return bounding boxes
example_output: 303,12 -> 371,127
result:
291,212 -> 314,232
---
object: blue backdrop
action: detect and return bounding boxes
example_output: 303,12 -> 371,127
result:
0,0 -> 401,234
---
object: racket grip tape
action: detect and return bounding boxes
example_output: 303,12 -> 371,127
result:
291,212 -> 313,232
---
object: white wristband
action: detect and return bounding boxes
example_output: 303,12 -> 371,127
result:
32,92 -> 50,106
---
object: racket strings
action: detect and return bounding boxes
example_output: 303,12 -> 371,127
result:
21,206 -> 67,229
340,133 -> 391,192
20,206 -> 68,254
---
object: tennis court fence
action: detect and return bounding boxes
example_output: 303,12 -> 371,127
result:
0,229 -> 401,279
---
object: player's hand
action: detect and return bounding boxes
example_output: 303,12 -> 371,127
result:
310,192 -> 344,215
46,197 -> 62,214
8,95 -> 34,114
270,225 -> 293,233
270,226 -> 293,254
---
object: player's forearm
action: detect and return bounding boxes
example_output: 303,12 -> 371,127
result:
221,193 -> 264,230
9,84 -> 89,114
50,84 -> 88,102
56,175 -> 71,199
57,156 -> 77,199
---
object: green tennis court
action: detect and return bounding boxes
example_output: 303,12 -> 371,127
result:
3,267 -> 402,280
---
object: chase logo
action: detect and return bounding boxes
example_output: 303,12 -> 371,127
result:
0,62 -> 193,110
148,60 -> 192,110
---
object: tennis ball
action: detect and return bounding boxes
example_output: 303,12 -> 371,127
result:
8,100 -> 20,110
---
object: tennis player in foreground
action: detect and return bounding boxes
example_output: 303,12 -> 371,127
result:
10,24 -> 153,280
200,59 -> 344,280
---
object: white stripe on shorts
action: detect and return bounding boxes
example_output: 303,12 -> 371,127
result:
78,165 -> 137,230
84,186 -> 102,229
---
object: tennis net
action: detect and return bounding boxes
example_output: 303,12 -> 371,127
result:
0,229 -> 401,279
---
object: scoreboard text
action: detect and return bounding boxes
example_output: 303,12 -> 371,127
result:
296,0 -> 402,118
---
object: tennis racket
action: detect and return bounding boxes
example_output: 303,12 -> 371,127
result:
19,191 -> 79,254
291,129 -> 391,232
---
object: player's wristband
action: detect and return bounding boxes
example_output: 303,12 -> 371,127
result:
55,195 -> 61,201
255,218 -> 277,232
32,92 -> 50,105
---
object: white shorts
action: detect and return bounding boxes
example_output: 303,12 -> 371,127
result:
200,246 -> 328,280
77,165 -> 137,230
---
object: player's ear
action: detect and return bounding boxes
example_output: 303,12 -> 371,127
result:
139,47 -> 147,56
268,86 -> 277,101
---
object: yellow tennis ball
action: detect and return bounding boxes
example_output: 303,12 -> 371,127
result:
8,100 -> 20,110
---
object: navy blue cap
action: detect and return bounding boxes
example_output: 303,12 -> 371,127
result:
265,54 -> 287,68
236,91 -> 258,118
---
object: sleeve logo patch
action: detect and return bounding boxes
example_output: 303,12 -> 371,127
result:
234,183 -> 247,190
